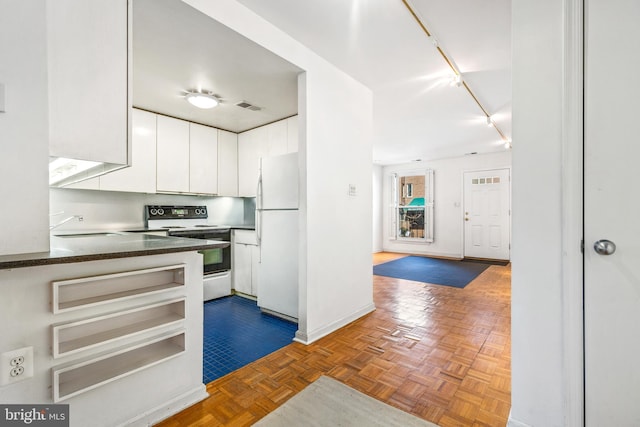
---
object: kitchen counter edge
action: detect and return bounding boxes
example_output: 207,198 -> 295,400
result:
0,234 -> 229,270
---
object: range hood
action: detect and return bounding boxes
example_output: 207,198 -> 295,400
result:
49,157 -> 128,187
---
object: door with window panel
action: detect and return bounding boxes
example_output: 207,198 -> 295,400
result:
463,169 -> 510,260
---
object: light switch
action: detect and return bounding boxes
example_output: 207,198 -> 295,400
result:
348,184 -> 357,197
0,83 -> 5,113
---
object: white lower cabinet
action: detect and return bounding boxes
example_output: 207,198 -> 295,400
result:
232,230 -> 258,297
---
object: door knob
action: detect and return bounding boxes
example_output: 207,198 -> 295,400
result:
594,239 -> 616,255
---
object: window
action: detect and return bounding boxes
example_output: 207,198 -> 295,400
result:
391,170 -> 434,242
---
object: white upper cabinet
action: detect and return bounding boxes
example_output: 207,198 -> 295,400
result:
156,115 -> 219,195
218,130 -> 238,197
265,119 -> 288,157
156,116 -> 190,193
238,126 -> 265,197
237,117 -> 298,197
287,116 -> 299,152
100,109 -> 157,193
47,0 -> 130,165
189,123 -> 218,195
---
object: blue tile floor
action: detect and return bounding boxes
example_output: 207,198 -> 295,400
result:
203,295 -> 298,384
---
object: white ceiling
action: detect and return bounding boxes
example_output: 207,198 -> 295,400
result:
133,0 -> 301,133
134,0 -> 511,164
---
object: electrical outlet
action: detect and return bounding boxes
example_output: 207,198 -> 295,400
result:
1,347 -> 33,386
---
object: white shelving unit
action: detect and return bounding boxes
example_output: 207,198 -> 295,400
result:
52,299 -> 185,358
52,264 -> 186,314
52,331 -> 185,402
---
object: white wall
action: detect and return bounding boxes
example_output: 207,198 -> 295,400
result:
372,164 -> 383,252
510,0 -> 566,425
50,188 -> 247,232
0,0 -> 50,256
185,0 -> 374,343
382,151 -> 511,259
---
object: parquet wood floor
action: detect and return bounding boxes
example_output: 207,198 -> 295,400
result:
156,252 -> 511,427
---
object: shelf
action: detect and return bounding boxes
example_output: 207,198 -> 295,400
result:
52,264 -> 185,314
52,331 -> 185,402
52,299 -> 185,358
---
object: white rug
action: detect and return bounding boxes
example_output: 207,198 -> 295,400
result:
254,376 -> 439,427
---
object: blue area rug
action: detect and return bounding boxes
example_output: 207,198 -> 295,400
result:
373,256 -> 492,288
203,295 -> 297,384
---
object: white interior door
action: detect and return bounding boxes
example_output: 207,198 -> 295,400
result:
463,169 -> 510,260
584,0 -> 640,424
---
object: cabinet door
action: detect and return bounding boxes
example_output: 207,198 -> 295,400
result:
100,109 -> 157,193
156,116 -> 189,193
286,116 -> 299,153
233,243 -> 253,295
238,127 -> 264,197
48,0 -> 130,165
217,130 -> 238,197
189,123 -> 218,194
265,119 -> 288,157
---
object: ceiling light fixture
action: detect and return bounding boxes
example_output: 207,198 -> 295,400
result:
486,116 -> 494,127
504,140 -> 512,149
185,91 -> 219,109
450,74 -> 462,87
401,0 -> 510,145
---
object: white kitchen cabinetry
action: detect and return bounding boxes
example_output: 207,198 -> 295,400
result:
156,116 -> 219,195
237,117 -> 298,197
189,123 -> 218,195
156,116 -> 190,193
217,130 -> 238,196
232,230 -> 259,297
287,116 -> 299,152
265,119 -> 288,157
48,0 -> 130,166
99,109 -> 157,193
238,126 -> 264,197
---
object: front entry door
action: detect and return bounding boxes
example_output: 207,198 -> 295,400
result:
584,0 -> 640,424
463,169 -> 510,260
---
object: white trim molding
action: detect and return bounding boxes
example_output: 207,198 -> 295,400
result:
294,303 -> 376,345
561,0 -> 585,425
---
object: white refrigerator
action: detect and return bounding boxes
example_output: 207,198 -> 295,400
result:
256,152 -> 299,320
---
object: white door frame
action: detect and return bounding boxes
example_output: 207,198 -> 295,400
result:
560,0 -> 585,424
461,166 -> 512,260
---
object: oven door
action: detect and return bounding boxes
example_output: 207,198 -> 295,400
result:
200,246 -> 230,275
168,228 -> 231,275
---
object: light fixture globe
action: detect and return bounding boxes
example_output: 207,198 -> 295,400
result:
185,91 -> 219,109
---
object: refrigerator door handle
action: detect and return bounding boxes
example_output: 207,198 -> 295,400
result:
256,175 -> 263,210
256,209 -> 262,261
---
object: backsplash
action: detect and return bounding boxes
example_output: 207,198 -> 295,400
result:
50,188 -> 250,232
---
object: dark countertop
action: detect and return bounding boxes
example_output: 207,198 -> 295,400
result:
122,225 -> 256,233
0,234 -> 229,270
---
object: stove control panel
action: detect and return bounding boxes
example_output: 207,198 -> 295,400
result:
145,205 -> 207,220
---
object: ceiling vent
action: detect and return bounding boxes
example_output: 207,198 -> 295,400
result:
235,100 -> 262,111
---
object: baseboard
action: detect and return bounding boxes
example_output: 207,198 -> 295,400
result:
380,248 -> 463,260
121,384 -> 208,427
294,302 -> 376,345
507,411 -> 532,427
